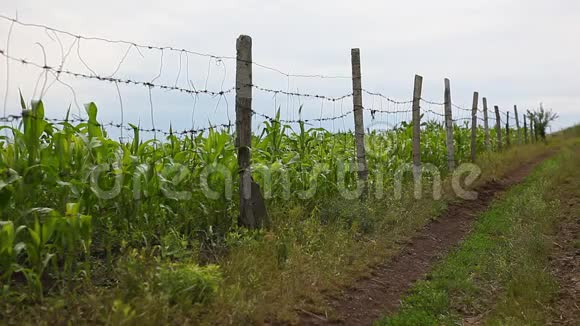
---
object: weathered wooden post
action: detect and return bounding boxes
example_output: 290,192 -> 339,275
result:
531,114 -> 538,143
523,114 -> 529,144
236,35 -> 267,228
494,106 -> 503,151
444,78 -> 455,171
527,112 -> 533,143
412,75 -> 423,180
506,111 -> 511,148
351,48 -> 368,197
470,92 -> 479,162
514,105 -> 521,145
483,97 -> 491,151
530,112 -> 536,143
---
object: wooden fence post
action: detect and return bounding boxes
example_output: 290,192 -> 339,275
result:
531,113 -> 537,143
506,111 -> 511,148
483,97 -> 490,151
523,114 -> 529,144
494,106 -> 503,151
532,115 -> 538,143
444,78 -> 455,171
351,48 -> 368,196
514,105 -> 521,144
412,75 -> 423,179
527,112 -> 533,143
471,92 -> 479,162
236,35 -> 264,229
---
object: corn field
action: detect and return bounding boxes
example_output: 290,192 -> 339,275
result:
0,97 -> 514,298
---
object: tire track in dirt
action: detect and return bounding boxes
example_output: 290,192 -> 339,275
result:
300,152 -> 554,325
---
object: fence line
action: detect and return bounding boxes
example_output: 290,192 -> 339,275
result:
0,17 -> 539,228
0,49 -> 234,97
0,113 -> 234,136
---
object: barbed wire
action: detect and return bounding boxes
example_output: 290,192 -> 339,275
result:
0,49 -> 234,97
1,48 -> 357,107
243,104 -> 499,125
0,109 -> 524,137
363,90 -> 413,104
503,111 -> 518,121
363,106 -> 412,114
0,114 -> 233,136
419,99 -> 513,121
251,62 -> 351,79
1,109 -> 356,133
420,98 -> 446,106
251,109 -> 352,125
423,99 -> 503,118
0,14 -> 233,60
0,13 -> 538,135
423,109 -> 446,117
251,85 -> 353,102
423,110 -> 487,124
0,13 -> 350,80
452,103 -> 472,112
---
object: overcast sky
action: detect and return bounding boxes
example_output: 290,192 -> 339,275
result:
1,0 -> 578,136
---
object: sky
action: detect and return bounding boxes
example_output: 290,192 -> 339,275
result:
1,0 -> 578,138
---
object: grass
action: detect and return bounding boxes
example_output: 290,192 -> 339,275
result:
0,100 -> 563,324
0,140 -> 552,325
378,138 -> 579,326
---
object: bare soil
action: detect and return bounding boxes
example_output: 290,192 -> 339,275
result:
299,153 -> 553,325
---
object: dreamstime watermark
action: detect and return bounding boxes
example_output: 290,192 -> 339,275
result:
87,146 -> 482,203
88,159 -> 482,202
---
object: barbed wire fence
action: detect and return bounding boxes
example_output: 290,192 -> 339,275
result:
0,14 -> 534,227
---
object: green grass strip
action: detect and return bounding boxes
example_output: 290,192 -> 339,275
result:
377,149 -> 574,326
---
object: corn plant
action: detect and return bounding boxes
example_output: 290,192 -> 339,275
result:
0,100 -> 493,295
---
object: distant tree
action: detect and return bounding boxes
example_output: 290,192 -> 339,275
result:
527,103 -> 558,142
